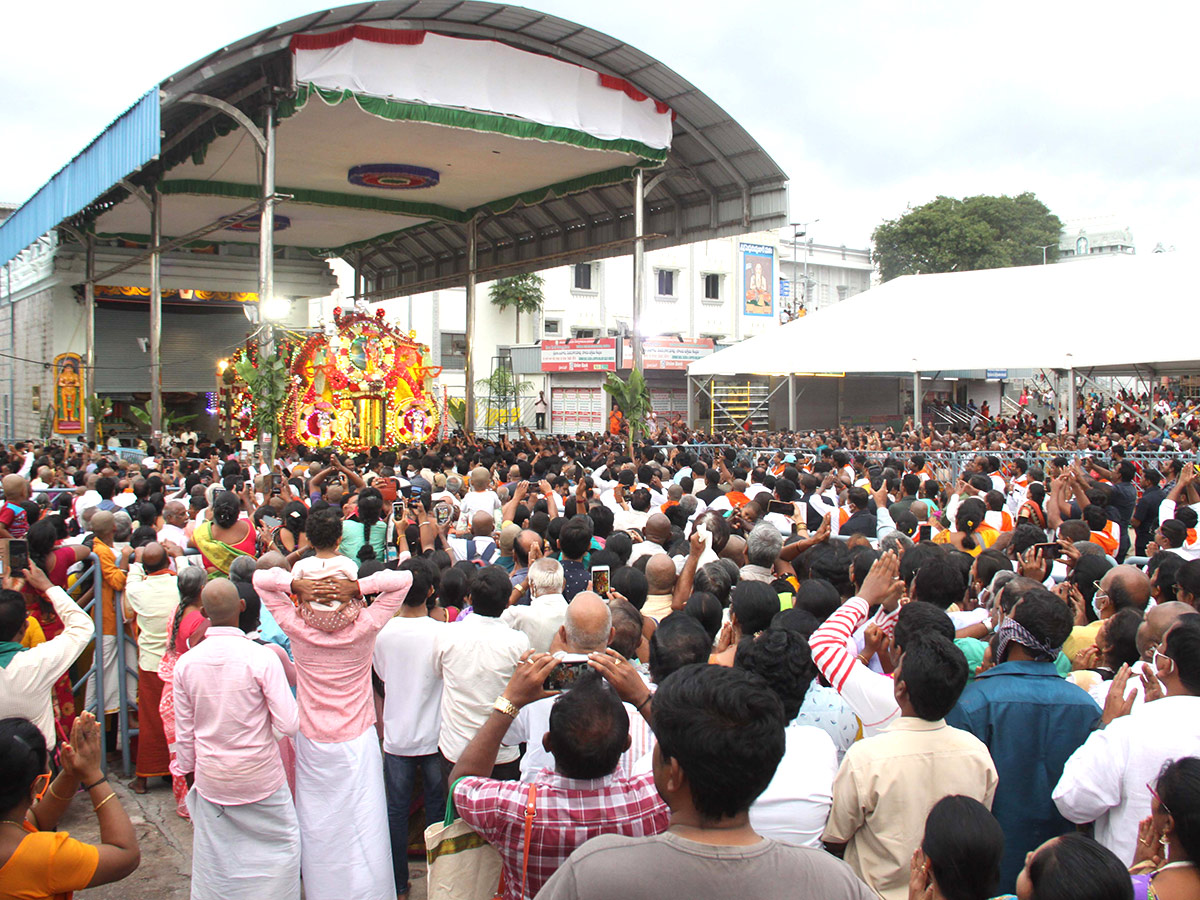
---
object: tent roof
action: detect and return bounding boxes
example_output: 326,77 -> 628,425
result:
688,252 -> 1199,378
1,1 -> 789,286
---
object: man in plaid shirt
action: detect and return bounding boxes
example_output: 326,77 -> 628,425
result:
449,653 -> 668,900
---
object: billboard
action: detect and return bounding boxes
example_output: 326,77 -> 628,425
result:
620,337 -> 714,371
541,338 -> 618,372
740,243 -> 775,317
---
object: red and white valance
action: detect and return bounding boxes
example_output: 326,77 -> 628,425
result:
291,26 -> 674,152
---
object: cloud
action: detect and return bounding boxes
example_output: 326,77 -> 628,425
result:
2,0 -> 1196,252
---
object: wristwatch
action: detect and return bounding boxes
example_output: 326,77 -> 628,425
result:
493,696 -> 519,719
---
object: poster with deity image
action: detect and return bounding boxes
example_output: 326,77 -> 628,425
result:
52,353 -> 84,434
741,243 -> 775,317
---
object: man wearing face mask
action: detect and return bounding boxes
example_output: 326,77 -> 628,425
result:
1053,613 -> 1200,866
1061,565 -> 1151,664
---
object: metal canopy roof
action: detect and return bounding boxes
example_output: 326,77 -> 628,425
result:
1,1 -> 789,292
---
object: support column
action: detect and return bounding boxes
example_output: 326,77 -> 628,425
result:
150,187 -> 163,439
787,374 -> 797,432
6,263 -> 13,443
257,104 -> 277,460
84,236 -> 95,442
1067,367 -> 1076,436
686,374 -> 697,430
464,217 -> 478,434
632,168 -> 645,375
913,371 -> 921,430
836,378 -> 845,426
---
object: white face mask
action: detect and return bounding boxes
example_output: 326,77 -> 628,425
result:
1092,594 -> 1105,620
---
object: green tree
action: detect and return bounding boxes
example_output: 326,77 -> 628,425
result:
603,369 -> 652,456
233,353 -> 290,462
130,402 -> 198,434
871,192 -> 1063,282
489,273 -> 545,341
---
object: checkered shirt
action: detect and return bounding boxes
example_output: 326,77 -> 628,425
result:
454,769 -> 669,900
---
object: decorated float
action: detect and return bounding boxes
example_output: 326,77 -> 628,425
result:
224,307 -> 442,450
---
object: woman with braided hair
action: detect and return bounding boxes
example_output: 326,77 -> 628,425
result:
933,497 -> 999,557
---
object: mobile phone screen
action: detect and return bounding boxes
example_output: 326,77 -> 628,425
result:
1035,542 -> 1061,560
8,539 -> 28,575
768,500 -> 794,517
592,566 -> 610,596
392,501 -> 406,518
543,659 -> 589,692
434,504 -> 452,527
918,524 -> 932,541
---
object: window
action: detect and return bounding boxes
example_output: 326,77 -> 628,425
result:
655,268 -> 676,298
440,332 -> 467,370
837,285 -> 849,303
543,319 -> 561,337
571,327 -> 597,339
573,263 -> 594,291
703,273 -> 721,301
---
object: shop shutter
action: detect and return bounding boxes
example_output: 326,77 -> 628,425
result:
94,306 -> 257,393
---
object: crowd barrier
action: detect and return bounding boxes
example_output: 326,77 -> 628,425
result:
649,446 -> 1199,484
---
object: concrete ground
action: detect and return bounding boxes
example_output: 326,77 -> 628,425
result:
65,777 -> 429,899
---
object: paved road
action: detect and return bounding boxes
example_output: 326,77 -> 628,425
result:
65,777 -> 430,899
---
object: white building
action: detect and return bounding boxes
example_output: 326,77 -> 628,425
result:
1058,219 -> 1136,261
317,229 -> 875,433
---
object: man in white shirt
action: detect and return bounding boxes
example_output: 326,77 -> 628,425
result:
447,511 -> 500,565
502,557 -> 568,652
373,564 -> 446,893
157,500 -> 191,550
432,566 -> 530,780
612,487 -> 653,533
123,543 -> 181,792
1053,614 -> 1200,865
503,592 -> 653,782
0,563 -> 93,748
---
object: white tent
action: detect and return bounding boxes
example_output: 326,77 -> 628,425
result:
688,252 -> 1198,377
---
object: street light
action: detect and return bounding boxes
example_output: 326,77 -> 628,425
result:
1038,244 -> 1055,265
789,219 -> 818,313
260,296 -> 292,321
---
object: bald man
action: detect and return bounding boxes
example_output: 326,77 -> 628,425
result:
84,510 -> 137,718
0,472 -> 29,539
504,591 -> 653,782
124,541 -> 180,791
447,510 -> 500,565
173,577 -> 301,900
157,499 -> 189,548
642,554 -> 679,623
628,513 -> 672,564
1064,565 -> 1152,663
1136,600 -> 1193,660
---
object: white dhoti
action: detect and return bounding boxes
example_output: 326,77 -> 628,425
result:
84,634 -> 138,715
187,783 -> 300,900
295,729 -> 395,900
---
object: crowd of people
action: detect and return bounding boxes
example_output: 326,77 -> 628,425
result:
0,416 -> 1198,900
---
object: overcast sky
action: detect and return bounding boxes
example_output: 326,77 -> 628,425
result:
2,0 -> 1196,252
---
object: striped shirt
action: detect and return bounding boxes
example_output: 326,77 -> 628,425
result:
810,597 -> 901,737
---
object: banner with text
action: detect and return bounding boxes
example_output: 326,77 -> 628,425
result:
741,243 -> 775,318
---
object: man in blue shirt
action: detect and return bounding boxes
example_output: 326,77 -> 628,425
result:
946,589 -> 1101,893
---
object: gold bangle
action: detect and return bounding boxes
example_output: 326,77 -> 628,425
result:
92,792 -> 117,813
493,696 -> 519,719
48,780 -> 75,801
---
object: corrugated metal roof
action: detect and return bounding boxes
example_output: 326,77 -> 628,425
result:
2,1 -> 788,292
0,90 -> 160,267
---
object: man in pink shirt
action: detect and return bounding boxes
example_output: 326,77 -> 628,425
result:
173,578 -> 300,900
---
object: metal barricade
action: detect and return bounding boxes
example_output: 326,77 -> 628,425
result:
67,553 -> 140,776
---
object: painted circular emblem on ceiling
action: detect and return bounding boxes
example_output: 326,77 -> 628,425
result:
348,163 -> 440,190
227,214 -> 291,233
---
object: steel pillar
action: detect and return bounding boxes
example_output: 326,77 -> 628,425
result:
464,217 -> 478,434
257,105 -> 277,460
787,374 -> 797,432
1067,367 -> 1076,435
632,168 -> 645,374
913,371 -> 921,429
84,236 -> 95,441
149,188 -> 163,439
